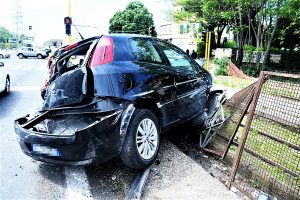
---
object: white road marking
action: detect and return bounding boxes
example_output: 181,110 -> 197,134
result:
65,166 -> 93,200
11,86 -> 41,91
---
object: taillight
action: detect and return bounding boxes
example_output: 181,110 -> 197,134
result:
89,36 -> 114,68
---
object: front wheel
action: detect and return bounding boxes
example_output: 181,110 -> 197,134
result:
120,109 -> 160,169
37,54 -> 43,59
18,54 -> 24,59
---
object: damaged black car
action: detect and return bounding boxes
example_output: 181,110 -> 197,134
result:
15,34 -> 219,169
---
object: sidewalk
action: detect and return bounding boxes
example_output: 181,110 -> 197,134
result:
143,139 -> 243,200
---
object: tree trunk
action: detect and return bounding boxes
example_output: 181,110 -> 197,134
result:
256,37 -> 262,72
236,6 -> 245,67
262,14 -> 279,70
217,26 -> 225,48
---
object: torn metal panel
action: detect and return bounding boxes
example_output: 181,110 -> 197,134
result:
15,99 -> 128,165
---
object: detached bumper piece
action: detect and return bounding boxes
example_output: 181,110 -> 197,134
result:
15,106 -> 124,166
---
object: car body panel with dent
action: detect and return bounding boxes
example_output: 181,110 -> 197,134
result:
15,34 -> 212,168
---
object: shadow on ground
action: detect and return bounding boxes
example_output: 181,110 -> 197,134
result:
38,163 -> 67,188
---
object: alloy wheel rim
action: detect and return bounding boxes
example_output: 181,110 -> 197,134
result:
136,118 -> 158,160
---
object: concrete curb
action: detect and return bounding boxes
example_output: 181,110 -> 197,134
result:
143,139 -> 243,200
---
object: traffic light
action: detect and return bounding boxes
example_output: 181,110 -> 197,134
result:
201,31 -> 207,43
150,26 -> 156,37
64,17 -> 72,35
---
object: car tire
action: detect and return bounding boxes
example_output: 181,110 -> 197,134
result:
18,54 -> 24,59
0,54 -> 3,59
3,76 -> 10,95
37,54 -> 43,59
120,109 -> 160,169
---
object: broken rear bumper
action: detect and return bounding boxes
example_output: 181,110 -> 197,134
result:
14,106 -> 126,166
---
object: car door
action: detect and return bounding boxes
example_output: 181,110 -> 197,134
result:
128,37 -> 178,126
23,48 -> 30,57
29,48 -> 36,57
156,40 -> 208,119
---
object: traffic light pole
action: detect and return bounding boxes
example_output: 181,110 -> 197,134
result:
204,32 -> 212,70
67,0 -> 72,44
204,32 -> 208,69
207,32 -> 211,69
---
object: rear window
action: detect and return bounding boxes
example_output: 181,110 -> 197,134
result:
129,38 -> 162,64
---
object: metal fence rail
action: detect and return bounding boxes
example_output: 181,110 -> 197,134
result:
203,82 -> 257,157
228,72 -> 300,200
202,71 -> 299,199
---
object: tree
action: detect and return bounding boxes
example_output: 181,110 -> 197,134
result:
173,0 -> 252,66
109,1 -> 155,36
173,0 -> 230,48
0,27 -> 11,43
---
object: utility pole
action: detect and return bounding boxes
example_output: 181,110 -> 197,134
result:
13,0 -> 24,47
67,0 -> 72,44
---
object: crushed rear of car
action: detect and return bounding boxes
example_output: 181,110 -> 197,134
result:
15,34 -> 217,169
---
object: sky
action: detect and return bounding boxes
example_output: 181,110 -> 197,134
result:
0,0 -> 173,45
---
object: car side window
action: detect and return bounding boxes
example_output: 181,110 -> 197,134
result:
157,41 -> 198,75
129,38 -> 162,64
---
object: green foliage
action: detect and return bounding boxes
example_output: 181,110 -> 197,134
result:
196,41 -> 205,57
240,65 -> 259,77
244,44 -> 256,62
0,27 -> 11,43
224,40 -> 237,48
109,1 -> 155,36
0,42 -> 5,50
214,57 -> 229,76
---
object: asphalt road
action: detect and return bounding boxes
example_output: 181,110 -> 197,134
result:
0,56 -> 137,200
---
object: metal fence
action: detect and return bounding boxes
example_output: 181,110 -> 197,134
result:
203,82 -> 257,158
204,72 -> 300,199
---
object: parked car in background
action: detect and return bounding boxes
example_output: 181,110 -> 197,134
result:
0,51 -> 10,59
0,62 -> 10,95
15,34 -> 220,169
17,47 -> 48,59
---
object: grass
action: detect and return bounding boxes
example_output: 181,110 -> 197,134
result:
215,74 -> 300,198
261,80 -> 299,99
213,75 -> 254,90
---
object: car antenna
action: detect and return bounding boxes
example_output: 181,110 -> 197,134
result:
72,24 -> 84,40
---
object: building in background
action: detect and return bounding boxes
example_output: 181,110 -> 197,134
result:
158,22 -> 201,52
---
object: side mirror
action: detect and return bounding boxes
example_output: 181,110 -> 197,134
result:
0,62 -> 4,67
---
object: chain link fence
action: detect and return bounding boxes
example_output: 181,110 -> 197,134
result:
204,72 -> 300,199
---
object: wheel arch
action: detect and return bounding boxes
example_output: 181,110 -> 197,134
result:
134,99 -> 162,130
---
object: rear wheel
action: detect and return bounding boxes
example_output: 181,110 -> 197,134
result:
37,54 -> 43,59
18,54 -> 24,59
0,54 -> 4,59
120,109 -> 160,169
